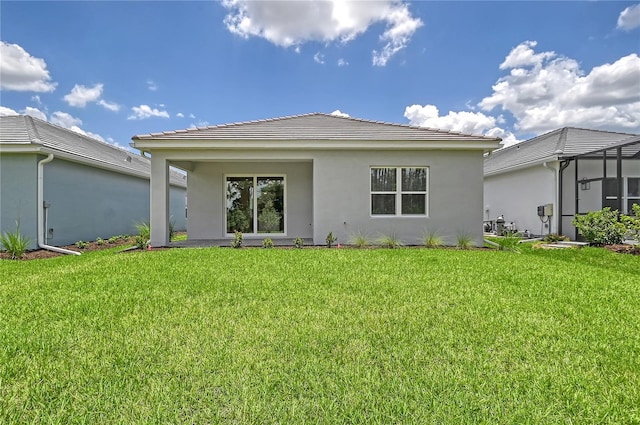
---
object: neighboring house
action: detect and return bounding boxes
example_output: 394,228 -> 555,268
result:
0,115 -> 187,250
131,113 -> 501,247
484,127 -> 640,239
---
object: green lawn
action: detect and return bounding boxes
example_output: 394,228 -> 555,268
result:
1,246 -> 639,424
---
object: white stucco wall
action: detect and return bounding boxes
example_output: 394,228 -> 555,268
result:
312,150 -> 484,246
484,163 -> 558,236
151,148 -> 487,246
0,153 -> 39,249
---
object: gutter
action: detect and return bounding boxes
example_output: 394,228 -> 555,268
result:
37,154 -> 81,255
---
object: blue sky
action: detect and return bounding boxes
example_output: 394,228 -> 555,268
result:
1,1 -> 639,149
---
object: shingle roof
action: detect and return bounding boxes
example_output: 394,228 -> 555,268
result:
133,112 -> 501,142
0,115 -> 186,186
484,127 -> 639,175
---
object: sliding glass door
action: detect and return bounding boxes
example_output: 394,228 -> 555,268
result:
226,175 -> 285,234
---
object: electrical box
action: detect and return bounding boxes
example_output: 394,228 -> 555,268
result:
537,204 -> 553,217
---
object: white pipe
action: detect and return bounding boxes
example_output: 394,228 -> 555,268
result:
37,154 -> 81,255
542,162 -> 558,234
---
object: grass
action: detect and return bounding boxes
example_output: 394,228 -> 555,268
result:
1,246 -> 639,423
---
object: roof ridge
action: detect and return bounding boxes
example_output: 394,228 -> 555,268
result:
136,112 -> 500,141
23,115 -> 43,145
563,126 -> 638,137
26,114 -> 137,156
554,127 -> 569,154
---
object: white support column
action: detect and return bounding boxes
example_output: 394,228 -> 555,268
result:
150,155 -> 169,247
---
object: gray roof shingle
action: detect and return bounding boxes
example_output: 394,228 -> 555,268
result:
133,112 -> 501,142
0,115 -> 186,186
484,127 -> 639,175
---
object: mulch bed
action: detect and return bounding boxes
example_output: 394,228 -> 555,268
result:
0,238 -> 139,261
604,244 -> 640,255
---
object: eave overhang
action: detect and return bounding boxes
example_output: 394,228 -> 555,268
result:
131,138 -> 502,152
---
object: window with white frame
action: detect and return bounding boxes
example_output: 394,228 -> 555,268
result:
226,175 -> 285,234
370,167 -> 427,216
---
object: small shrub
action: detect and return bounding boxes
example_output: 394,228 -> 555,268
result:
573,208 -> 627,246
262,238 -> 274,249
348,231 -> 370,248
96,237 -> 106,246
423,228 -> 444,248
0,222 -> 31,259
376,233 -> 403,249
231,231 -> 243,248
135,222 -> 151,241
169,217 -> 176,242
326,232 -> 337,248
493,233 -> 522,253
134,235 -> 148,250
134,221 -> 151,249
542,233 -> 568,243
456,232 -> 474,250
293,237 -> 304,249
75,240 -> 88,250
622,204 -> 640,243
107,236 -> 118,244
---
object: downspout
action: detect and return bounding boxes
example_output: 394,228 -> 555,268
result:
542,161 -> 558,234
37,154 -> 81,255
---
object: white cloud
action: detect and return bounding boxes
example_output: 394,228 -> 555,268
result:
22,106 -> 47,121
404,104 -> 518,146
31,95 -> 42,106
97,99 -> 120,112
498,40 -> 555,70
372,3 -> 424,67
147,79 -> 158,91
222,0 -> 422,66
617,4 -> 640,31
176,112 -> 185,118
189,113 -> 196,119
63,83 -> 103,107
313,52 -> 325,64
0,105 -> 19,116
50,111 -> 82,128
337,58 -> 349,67
0,42 -> 57,92
128,104 -> 170,120
49,111 -> 106,141
330,109 -> 350,117
480,41 -> 640,133
70,126 -> 105,142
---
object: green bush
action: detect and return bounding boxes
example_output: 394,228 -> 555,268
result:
622,204 -> 640,243
75,241 -> 88,250
262,238 -> 274,249
293,237 -> 304,249
134,222 -> 151,249
455,231 -> 474,250
423,227 -> 444,248
348,231 -> 370,248
376,233 -> 403,249
231,231 -> 243,248
0,223 -> 31,259
573,208 -> 627,246
325,232 -> 337,248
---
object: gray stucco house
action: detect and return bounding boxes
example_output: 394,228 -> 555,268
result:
131,113 -> 501,247
484,127 -> 640,239
0,115 -> 187,251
